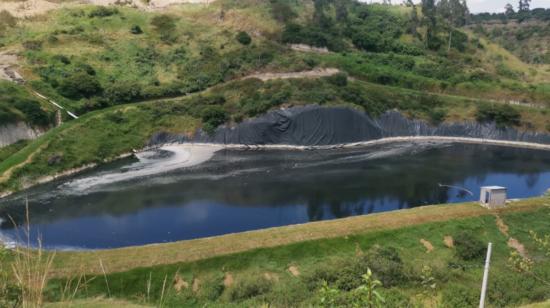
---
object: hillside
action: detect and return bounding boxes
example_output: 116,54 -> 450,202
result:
0,0 -> 549,193
0,1 -> 550,307
469,8 -> 550,64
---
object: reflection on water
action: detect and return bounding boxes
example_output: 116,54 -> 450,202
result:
1,141 -> 550,249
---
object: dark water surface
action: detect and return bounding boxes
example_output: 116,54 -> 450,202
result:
1,142 -> 550,250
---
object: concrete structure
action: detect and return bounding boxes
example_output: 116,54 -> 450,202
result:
480,186 -> 507,209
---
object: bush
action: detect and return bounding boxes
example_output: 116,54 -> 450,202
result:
201,106 -> 228,134
151,14 -> 177,43
88,6 -> 119,18
58,71 -> 102,99
358,246 -> 405,287
325,73 -> 348,87
22,40 -> 43,51
197,275 -> 225,301
303,262 -> 341,291
270,0 -> 297,22
476,104 -> 521,127
130,25 -> 143,35
236,31 -> 252,45
227,275 -> 271,301
13,99 -> 51,127
453,231 -> 486,261
105,81 -> 142,104
428,108 -> 447,125
441,284 -> 478,308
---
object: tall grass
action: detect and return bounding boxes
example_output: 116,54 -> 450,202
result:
9,202 -> 55,308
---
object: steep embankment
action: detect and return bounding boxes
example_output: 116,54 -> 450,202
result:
150,105 -> 550,146
0,123 -> 41,147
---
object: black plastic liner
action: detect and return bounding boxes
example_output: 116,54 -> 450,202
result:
149,105 -> 550,146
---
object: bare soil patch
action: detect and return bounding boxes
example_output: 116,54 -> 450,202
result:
245,68 -> 341,82
508,237 -> 528,258
420,239 -> 434,253
263,272 -> 279,282
495,215 -> 510,236
223,272 -> 233,287
443,235 -> 454,248
288,266 -> 300,277
173,274 -> 188,292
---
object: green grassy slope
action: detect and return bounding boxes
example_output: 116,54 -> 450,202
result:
1,1 -> 550,191
38,199 -> 550,307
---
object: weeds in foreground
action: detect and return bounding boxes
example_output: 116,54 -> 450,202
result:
9,201 -> 55,308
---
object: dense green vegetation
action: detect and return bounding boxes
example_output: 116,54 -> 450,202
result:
0,81 -> 54,127
35,203 -> 550,307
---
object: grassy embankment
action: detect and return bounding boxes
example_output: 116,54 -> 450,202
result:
0,197 -> 546,307
1,74 -> 548,194
1,0 -> 550,193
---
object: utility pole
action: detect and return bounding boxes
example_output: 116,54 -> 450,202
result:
479,242 -> 493,308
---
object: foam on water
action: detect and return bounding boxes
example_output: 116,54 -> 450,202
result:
61,144 -> 221,194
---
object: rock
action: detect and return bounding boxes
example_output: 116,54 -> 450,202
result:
47,154 -> 63,166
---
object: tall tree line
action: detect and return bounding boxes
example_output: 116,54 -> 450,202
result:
419,0 -> 469,51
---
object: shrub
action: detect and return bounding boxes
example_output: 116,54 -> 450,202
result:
441,284 -> 478,308
104,111 -> 127,124
58,71 -> 102,99
51,55 -> 71,65
428,108 -> 447,125
270,0 -> 297,23
22,40 -> 43,51
303,262 -> 341,291
88,6 -> 119,18
236,31 -> 252,45
453,231 -> 486,261
151,14 -> 177,43
13,99 -> 51,127
130,25 -> 143,34
358,246 -> 405,287
476,104 -> 521,127
201,106 -> 228,134
325,73 -> 348,87
227,275 -> 271,301
197,276 -> 224,301
104,81 -> 142,104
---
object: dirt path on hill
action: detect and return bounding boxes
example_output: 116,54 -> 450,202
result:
244,68 -> 341,82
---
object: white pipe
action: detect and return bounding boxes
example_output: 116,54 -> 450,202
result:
479,242 -> 493,308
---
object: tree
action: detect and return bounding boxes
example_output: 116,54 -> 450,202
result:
519,0 -> 531,12
335,1 -> 349,22
438,0 -> 469,52
270,0 -> 297,23
407,0 -> 420,36
505,3 -> 515,15
421,0 -> 438,49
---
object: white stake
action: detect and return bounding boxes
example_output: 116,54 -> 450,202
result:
479,242 -> 493,308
